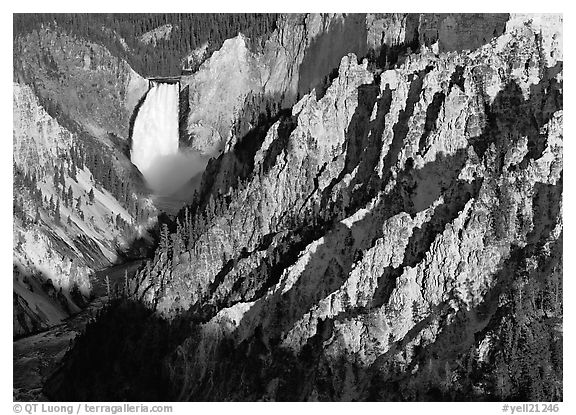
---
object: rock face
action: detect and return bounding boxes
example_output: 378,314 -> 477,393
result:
180,13 -> 515,209
180,34 -> 261,156
139,24 -> 173,46
180,13 -> 511,160
418,13 -> 510,52
181,14 -> 384,156
13,25 -> 155,338
13,82 -> 74,171
14,24 -> 148,141
13,81 -> 144,337
45,14 -> 562,402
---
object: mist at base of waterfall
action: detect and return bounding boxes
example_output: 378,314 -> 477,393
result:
130,82 -> 209,205
146,149 -> 209,203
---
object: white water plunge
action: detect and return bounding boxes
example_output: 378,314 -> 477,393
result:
131,81 -> 206,196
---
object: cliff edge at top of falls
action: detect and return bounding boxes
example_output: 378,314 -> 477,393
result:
43,14 -> 562,402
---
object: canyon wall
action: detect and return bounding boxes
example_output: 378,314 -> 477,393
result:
13,25 -> 156,337
45,14 -> 562,401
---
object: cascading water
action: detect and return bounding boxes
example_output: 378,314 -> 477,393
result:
130,80 -> 209,207
131,81 -> 180,191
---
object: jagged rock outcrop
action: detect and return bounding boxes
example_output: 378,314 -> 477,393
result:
45,14 -> 562,402
181,13 -> 512,161
182,13 -> 514,215
168,14 -> 562,401
181,14 -> 370,156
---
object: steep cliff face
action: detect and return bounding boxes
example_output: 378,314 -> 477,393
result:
13,81 -> 150,337
45,14 -> 562,402
13,83 -> 73,169
181,13 -> 511,161
13,25 -> 156,338
418,13 -> 510,52
164,14 -> 562,400
181,13 -> 513,210
180,34 -> 262,156
181,13 -> 393,157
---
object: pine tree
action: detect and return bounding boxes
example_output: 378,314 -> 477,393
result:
67,186 -> 73,207
59,164 -> 66,188
88,188 -> 95,204
159,223 -> 171,254
55,200 -> 61,224
207,194 -> 216,218
123,269 -> 129,297
105,275 -> 111,298
53,168 -> 59,189
69,160 -> 77,182
411,301 -> 420,323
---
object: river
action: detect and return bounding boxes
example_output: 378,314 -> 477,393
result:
13,259 -> 145,401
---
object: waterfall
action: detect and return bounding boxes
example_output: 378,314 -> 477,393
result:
130,81 -> 180,190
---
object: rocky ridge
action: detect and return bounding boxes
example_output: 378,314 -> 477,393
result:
181,13 -> 511,159
180,13 -> 371,157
